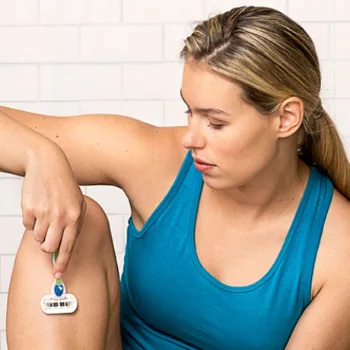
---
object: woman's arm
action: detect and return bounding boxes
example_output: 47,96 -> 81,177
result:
0,105 -> 162,188
285,273 -> 350,349
285,198 -> 350,349
0,105 -> 182,276
0,105 -> 61,177
0,108 -> 87,276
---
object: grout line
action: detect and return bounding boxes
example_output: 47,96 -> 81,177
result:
0,59 -> 349,65
0,98 -> 181,103
0,254 -> 16,257
0,61 -> 185,65
0,20 -> 350,27
0,97 -> 349,103
0,23 -> 171,27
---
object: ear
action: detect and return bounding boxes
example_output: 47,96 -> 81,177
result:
276,97 -> 304,139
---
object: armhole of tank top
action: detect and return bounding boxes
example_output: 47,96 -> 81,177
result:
303,175 -> 334,306
127,150 -> 193,238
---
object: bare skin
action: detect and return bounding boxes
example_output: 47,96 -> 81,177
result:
4,58 -> 350,349
7,196 -> 121,350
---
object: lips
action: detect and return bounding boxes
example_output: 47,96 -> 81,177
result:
193,157 -> 214,166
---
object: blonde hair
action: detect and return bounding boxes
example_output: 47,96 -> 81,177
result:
180,6 -> 350,200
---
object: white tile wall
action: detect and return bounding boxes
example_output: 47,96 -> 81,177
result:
108,215 -> 125,254
288,0 -> 334,21
86,185 -> 131,215
0,0 -> 38,25
164,101 -> 188,126
123,0 -> 205,23
40,0 -> 122,24
0,332 -> 6,350
0,66 -> 38,101
333,100 -> 350,137
0,295 -> 7,332
0,1 -> 349,349
123,63 -> 183,99
332,24 -> 350,59
0,256 -> 15,293
205,0 -> 287,15
0,180 -> 23,216
81,25 -> 163,62
334,0 -> 350,21
319,61 -> 334,99
0,28 -> 80,63
164,25 -> 197,61
335,62 -> 350,98
40,65 -> 123,100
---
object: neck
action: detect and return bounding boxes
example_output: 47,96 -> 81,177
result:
209,156 -> 310,224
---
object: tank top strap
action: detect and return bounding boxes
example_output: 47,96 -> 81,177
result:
280,166 -> 334,304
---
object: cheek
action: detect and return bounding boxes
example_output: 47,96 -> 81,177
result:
212,124 -> 274,164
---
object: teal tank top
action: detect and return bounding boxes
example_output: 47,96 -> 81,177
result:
120,151 -> 334,349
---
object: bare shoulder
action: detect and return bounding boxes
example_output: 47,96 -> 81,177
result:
314,188 -> 350,295
121,124 -> 187,192
322,188 -> 350,259
286,187 -> 350,349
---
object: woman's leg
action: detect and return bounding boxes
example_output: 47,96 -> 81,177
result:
6,196 -> 121,350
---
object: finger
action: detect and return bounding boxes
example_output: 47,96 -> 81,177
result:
53,223 -> 79,278
32,219 -> 49,243
22,213 -> 36,232
40,222 -> 64,255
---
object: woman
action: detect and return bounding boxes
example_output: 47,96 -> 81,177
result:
5,5 -> 350,350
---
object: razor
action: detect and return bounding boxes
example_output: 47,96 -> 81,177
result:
40,250 -> 78,315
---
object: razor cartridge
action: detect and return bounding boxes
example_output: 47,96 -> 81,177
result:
41,278 -> 78,315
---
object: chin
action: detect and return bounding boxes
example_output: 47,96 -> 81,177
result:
202,175 -> 236,191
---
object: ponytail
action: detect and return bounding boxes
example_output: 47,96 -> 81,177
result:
299,108 -> 350,200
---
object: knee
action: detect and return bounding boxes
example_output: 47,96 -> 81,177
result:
17,195 -> 114,273
74,195 -> 114,257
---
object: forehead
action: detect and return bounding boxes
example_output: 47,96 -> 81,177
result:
181,60 -> 244,109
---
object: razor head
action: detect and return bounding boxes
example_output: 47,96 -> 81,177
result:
41,293 -> 78,315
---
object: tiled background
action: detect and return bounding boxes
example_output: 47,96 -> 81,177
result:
0,0 -> 349,348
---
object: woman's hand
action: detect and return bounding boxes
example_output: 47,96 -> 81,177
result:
22,146 -> 86,279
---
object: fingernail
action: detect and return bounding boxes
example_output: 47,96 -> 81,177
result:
55,272 -> 62,279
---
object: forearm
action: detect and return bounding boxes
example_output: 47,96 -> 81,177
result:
0,108 -> 62,177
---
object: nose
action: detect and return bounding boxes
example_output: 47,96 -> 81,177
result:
181,122 -> 206,150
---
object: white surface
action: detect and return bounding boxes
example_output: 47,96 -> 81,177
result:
0,1 -> 349,349
81,25 -> 163,62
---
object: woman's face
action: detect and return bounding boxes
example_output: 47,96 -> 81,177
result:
180,59 -> 281,191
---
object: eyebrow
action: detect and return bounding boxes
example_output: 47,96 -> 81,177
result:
179,89 -> 230,116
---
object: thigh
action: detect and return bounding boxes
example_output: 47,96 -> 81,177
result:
6,196 -> 122,350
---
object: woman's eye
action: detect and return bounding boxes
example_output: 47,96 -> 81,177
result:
208,122 -> 224,130
184,110 -> 224,130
